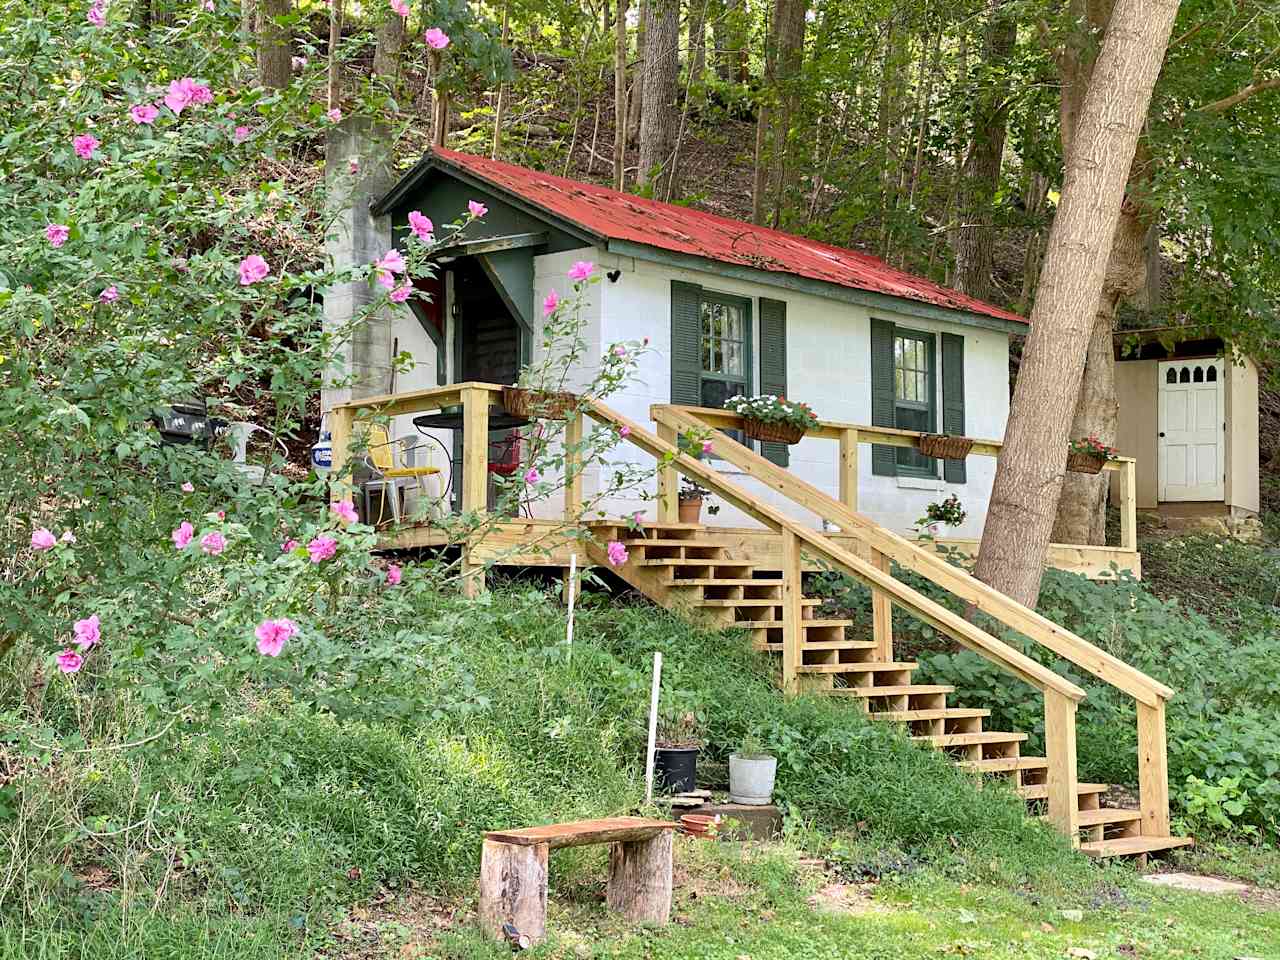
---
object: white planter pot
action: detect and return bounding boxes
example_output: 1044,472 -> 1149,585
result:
728,754 -> 777,806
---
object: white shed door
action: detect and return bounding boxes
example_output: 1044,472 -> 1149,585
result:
1158,359 -> 1225,502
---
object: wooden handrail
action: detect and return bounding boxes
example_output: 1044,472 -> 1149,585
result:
652,404 -> 1172,707
585,399 -> 1086,702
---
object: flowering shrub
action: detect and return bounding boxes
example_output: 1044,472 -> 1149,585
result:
916,494 -> 966,536
723,394 -> 820,432
1068,436 -> 1120,460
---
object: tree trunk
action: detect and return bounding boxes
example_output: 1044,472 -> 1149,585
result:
973,0 -> 1180,607
627,0 -> 647,147
637,0 -> 680,195
256,0 -> 292,90
492,2 -> 511,158
766,0 -> 807,227
713,0 -> 747,83
373,9 -> 405,81
688,0 -> 707,83
614,0 -> 629,189
327,0 -> 343,109
952,6 -> 1015,301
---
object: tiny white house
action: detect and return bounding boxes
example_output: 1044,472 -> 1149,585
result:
349,146 -> 1028,540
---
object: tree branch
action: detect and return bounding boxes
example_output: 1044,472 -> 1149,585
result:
1195,76 -> 1280,114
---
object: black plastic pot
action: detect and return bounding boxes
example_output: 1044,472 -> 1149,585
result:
654,746 -> 698,794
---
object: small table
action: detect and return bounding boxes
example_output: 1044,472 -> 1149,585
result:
412,405 -> 531,434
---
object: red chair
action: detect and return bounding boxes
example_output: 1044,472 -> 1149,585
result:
488,425 -> 545,516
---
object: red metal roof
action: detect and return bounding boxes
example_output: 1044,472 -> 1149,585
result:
428,147 -> 1026,325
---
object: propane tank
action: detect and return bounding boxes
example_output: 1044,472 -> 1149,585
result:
311,428 -> 332,477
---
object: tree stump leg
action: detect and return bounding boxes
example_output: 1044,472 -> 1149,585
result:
606,832 -> 673,925
478,840 -> 548,945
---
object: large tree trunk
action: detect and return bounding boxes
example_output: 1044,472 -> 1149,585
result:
627,0 -> 647,147
614,0 -> 629,189
373,10 -> 406,80
687,0 -> 707,83
256,0 -> 292,90
637,0 -> 680,195
765,0 -> 807,227
713,0 -> 747,83
952,5 -> 1015,301
973,0 -> 1180,607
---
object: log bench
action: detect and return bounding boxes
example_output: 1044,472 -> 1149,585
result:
478,816 -> 676,946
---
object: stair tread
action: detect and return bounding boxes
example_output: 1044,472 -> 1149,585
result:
590,521 -> 704,530
867,708 -> 990,721
663,578 -> 784,587
638,559 -> 750,567
1080,836 -> 1194,858
960,756 -> 1049,773
913,732 -> 1028,747
1076,808 -> 1144,827
1017,782 -> 1109,800
798,661 -> 916,674
735,618 -> 854,628
827,684 -> 954,697
758,640 -> 877,652
699,598 -> 822,607
625,538 -> 723,547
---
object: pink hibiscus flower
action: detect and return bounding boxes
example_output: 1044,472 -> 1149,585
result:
199,531 -> 226,555
181,481 -> 195,492
281,538 -> 300,553
424,27 -> 450,49
327,107 -> 342,122
31,528 -> 56,551
46,224 -> 70,247
606,540 -> 628,567
701,439 -> 714,454
129,103 -> 159,125
568,260 -> 594,282
254,617 -> 297,657
390,0 -> 409,15
86,2 -> 105,27
386,564 -> 402,586
542,289 -> 558,316
238,254 -> 269,285
524,467 -> 540,485
233,125 -> 251,143
73,134 -> 100,159
307,536 -> 337,563
408,210 -> 433,240
389,283 -> 413,303
73,614 -> 100,650
613,345 -> 627,358
331,500 -> 358,523
98,285 -> 119,303
56,649 -> 84,674
619,425 -> 631,438
467,199 -> 487,218
164,78 -> 194,114
171,521 -> 194,549
61,530 -> 76,544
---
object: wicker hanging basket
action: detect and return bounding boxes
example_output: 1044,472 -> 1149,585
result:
501,386 -> 578,421
742,418 -> 806,445
1066,451 -> 1106,475
915,434 -> 974,460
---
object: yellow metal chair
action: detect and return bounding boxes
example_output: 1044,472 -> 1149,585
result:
361,424 -> 443,525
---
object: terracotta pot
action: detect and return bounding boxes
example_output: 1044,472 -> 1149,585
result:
678,498 -> 703,524
679,814 -> 719,838
742,418 -> 805,445
1066,451 -> 1106,474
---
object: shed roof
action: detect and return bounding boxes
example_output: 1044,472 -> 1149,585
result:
377,147 -> 1027,327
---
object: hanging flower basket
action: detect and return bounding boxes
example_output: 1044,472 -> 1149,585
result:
742,418 -> 806,445
915,434 -> 974,460
1066,452 -> 1106,474
501,386 -> 578,421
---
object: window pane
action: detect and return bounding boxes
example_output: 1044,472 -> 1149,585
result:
725,339 -> 743,376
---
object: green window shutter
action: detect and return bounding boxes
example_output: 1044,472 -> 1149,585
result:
670,281 -> 703,406
758,297 -> 789,466
941,332 -> 967,483
870,318 -> 897,476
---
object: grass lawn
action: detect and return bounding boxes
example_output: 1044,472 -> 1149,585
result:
321,839 -> 1280,960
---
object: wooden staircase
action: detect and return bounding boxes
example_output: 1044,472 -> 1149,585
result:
589,520 -> 1191,859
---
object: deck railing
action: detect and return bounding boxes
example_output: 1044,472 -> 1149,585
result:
648,403 -> 1173,842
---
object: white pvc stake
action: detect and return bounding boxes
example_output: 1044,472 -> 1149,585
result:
565,554 -> 578,663
644,651 -> 664,805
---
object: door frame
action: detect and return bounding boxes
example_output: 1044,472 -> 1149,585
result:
1157,357 -> 1226,503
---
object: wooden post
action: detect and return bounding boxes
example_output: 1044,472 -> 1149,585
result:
870,549 -> 893,661
1043,689 -> 1080,844
564,410 -> 584,521
781,528 -> 803,696
329,405 -> 355,506
656,422 -> 679,524
1120,459 -> 1137,552
460,386 -> 490,597
838,428 -> 859,514
478,839 -> 548,946
1137,698 -> 1171,837
606,833 -> 673,925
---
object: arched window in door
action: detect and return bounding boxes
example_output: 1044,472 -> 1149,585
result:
1179,367 -> 1191,383
1193,366 -> 1204,383
1206,365 -> 1218,382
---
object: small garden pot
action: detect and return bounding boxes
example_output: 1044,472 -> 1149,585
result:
500,386 -> 577,420
654,746 -> 699,794
679,814 -> 720,839
728,753 -> 777,806
742,418 -> 805,445
677,498 -> 703,524
1066,452 -> 1106,474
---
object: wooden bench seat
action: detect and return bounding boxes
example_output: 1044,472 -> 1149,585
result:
479,816 -> 676,947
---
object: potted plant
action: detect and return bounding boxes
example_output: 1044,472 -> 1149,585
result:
915,433 -> 974,460
728,732 -> 777,806
654,703 -> 704,794
1067,436 -> 1120,474
723,394 -> 819,445
677,478 -> 721,524
915,494 -> 966,539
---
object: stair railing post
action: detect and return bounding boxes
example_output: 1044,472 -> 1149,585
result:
564,409 -> 584,520
656,423 -> 679,524
781,528 -> 803,696
460,385 -> 490,598
1137,697 -> 1171,837
838,428 -> 858,513
1120,458 -> 1138,553
870,549 -> 893,661
1043,688 -> 1080,843
329,405 -> 355,508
